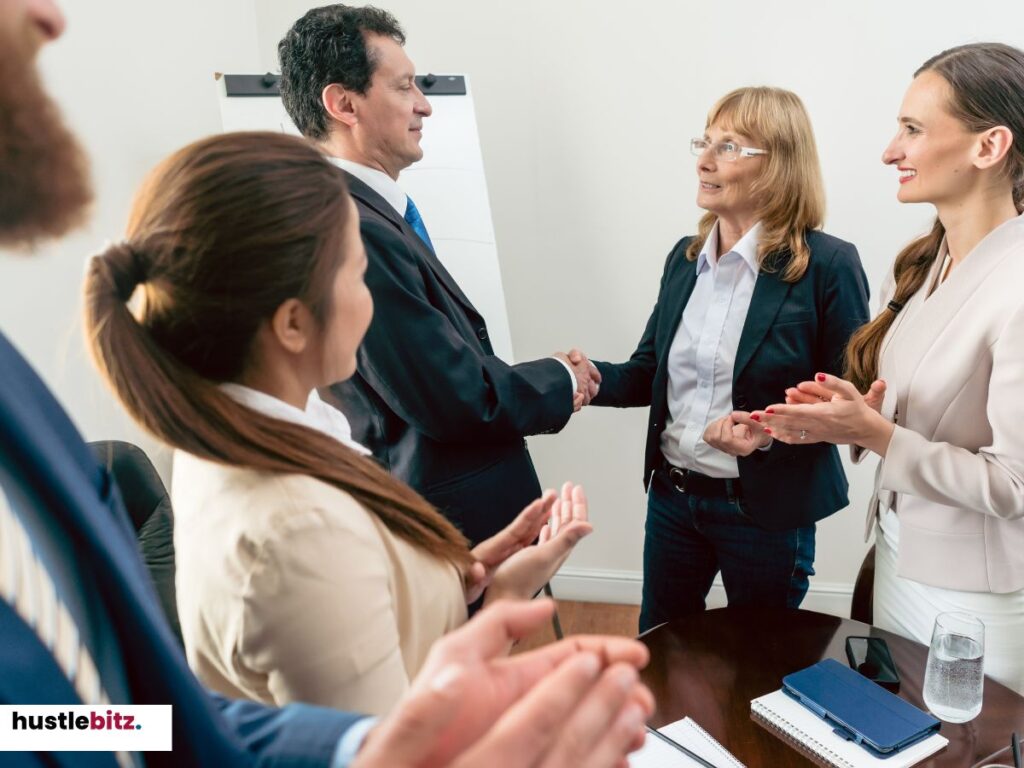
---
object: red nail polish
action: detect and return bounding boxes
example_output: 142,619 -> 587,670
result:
765,408 -> 775,414
764,428 -> 773,435
750,414 -> 760,422
816,373 -> 826,382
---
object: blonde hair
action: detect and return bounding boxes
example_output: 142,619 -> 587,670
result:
686,86 -> 825,282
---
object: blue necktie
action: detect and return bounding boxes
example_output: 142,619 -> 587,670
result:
404,195 -> 434,252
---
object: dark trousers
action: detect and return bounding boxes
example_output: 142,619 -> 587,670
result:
639,467 -> 816,633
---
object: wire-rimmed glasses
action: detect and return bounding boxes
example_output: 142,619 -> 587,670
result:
690,138 -> 768,161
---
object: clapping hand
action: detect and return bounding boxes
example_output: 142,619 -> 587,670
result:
703,412 -> 772,457
754,373 -> 895,456
785,377 -> 887,413
352,598 -> 653,768
464,484 -> 592,606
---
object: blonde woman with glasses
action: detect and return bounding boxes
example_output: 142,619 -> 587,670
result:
574,87 -> 870,631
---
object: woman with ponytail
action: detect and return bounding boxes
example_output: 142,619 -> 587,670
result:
581,87 -> 870,631
83,131 -> 591,715
757,43 -> 1024,693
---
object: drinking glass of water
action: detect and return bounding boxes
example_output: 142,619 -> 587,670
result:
923,612 -> 985,723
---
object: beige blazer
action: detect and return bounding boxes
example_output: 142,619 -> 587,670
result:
860,213 -> 1024,593
171,451 -> 467,715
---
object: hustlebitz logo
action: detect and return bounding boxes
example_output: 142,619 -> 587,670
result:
12,710 -> 142,731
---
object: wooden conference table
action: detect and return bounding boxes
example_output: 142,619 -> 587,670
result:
639,608 -> 1024,767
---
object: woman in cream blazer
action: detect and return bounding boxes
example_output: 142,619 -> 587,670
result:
755,42 -> 1024,693
85,132 -> 591,716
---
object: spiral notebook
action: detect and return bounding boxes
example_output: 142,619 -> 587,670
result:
629,716 -> 745,767
751,690 -> 948,768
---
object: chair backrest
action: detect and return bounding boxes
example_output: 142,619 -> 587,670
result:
89,440 -> 182,645
850,544 -> 876,625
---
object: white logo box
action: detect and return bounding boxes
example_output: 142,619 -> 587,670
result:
0,705 -> 172,751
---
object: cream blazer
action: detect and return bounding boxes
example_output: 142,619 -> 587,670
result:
171,451 -> 467,715
860,213 -> 1024,593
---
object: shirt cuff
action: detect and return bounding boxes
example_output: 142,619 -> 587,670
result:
332,716 -> 378,768
550,356 -> 578,395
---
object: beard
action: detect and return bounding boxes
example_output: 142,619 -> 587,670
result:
0,20 -> 92,249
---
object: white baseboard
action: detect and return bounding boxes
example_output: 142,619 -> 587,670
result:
550,566 -> 853,619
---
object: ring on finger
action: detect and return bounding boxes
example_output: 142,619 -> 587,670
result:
799,429 -> 807,440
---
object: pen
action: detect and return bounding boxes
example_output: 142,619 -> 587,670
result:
1011,730 -> 1020,768
645,725 -> 721,768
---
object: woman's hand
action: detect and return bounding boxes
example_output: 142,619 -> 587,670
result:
464,491 -> 559,604
703,412 -> 771,457
482,483 -> 592,605
755,373 -> 895,456
785,377 -> 887,413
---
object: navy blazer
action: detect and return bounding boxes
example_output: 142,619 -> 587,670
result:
593,231 -> 870,531
0,332 -> 361,767
327,173 -> 573,545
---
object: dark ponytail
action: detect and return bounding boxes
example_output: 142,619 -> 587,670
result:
84,132 -> 472,569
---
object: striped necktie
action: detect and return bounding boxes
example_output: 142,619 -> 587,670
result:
0,488 -> 135,768
404,195 -> 435,252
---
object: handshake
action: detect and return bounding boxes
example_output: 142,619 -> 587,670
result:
554,348 -> 601,412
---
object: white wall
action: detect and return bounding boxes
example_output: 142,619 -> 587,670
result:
4,1 -> 1022,612
252,0 -> 1024,611
0,0 -> 263,478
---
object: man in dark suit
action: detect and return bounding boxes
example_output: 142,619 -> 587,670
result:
0,2 -> 652,765
278,5 -> 599,545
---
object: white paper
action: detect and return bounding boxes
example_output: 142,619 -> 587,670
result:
630,718 -> 745,768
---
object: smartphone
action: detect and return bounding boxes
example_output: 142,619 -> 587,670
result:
845,635 -> 900,693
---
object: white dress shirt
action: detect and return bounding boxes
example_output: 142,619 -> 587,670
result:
330,156 -> 409,217
660,221 -> 763,478
219,383 -> 372,456
325,156 -> 578,395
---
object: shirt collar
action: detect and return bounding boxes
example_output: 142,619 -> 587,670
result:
328,156 -> 408,217
696,220 -> 763,276
218,383 -> 372,456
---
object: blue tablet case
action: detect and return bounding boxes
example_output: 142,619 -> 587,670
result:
782,658 -> 941,758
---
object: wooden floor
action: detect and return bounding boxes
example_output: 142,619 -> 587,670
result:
514,600 -> 640,653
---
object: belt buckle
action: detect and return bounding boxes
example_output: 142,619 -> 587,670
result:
668,466 -> 688,494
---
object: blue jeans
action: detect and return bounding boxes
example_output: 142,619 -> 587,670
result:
639,468 -> 816,633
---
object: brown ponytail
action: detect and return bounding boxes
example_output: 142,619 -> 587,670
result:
84,132 -> 471,569
846,42 -> 1024,391
844,219 -> 945,391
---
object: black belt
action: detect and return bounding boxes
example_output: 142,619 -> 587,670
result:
660,459 -> 743,500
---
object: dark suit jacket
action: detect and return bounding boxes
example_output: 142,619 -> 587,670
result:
0,332 -> 361,767
327,172 -> 573,545
592,231 -> 870,531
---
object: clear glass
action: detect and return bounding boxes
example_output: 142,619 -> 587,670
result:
923,612 -> 985,723
689,138 -> 768,161
972,743 -> 1014,767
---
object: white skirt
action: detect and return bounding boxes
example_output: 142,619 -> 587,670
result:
873,515 -> 1024,695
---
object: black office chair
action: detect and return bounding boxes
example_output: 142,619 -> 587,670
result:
850,544 -> 876,625
89,440 -> 182,646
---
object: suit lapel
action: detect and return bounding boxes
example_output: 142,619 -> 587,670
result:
883,214 -> 1024,425
344,172 -> 482,318
652,254 -> 699,417
733,255 -> 794,382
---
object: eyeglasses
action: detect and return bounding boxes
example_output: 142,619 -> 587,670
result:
690,138 -> 768,162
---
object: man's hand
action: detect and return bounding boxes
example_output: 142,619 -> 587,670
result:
352,599 -> 653,768
554,349 -> 601,410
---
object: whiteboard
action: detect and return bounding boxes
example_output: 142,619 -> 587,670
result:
216,73 -> 516,362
